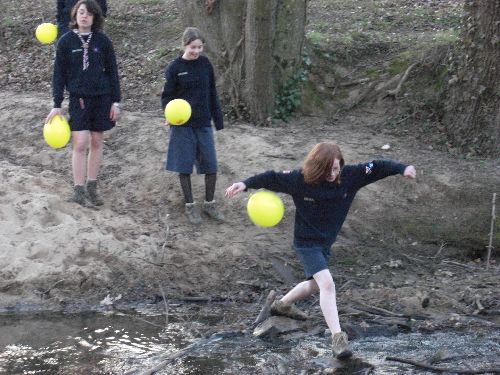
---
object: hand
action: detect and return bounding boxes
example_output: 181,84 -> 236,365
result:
225,182 -> 246,198
403,165 -> 416,179
110,104 -> 120,122
45,108 -> 62,124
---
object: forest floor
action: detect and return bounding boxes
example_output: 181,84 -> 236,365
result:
0,0 -> 498,342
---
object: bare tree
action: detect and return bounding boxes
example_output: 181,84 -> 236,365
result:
174,0 -> 307,125
442,0 -> 499,156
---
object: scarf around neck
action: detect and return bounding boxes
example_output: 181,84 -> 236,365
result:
75,30 -> 93,71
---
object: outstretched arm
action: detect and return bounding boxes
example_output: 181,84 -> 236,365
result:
403,165 -> 416,179
225,169 -> 298,198
225,182 -> 247,198
352,160 -> 415,190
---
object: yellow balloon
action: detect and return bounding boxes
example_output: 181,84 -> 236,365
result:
247,190 -> 285,228
43,115 -> 71,149
35,23 -> 58,45
164,99 -> 192,125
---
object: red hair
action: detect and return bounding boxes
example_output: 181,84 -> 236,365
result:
303,142 -> 344,185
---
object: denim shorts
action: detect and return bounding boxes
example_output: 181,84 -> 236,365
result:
68,95 -> 115,132
166,126 -> 217,174
294,245 -> 331,279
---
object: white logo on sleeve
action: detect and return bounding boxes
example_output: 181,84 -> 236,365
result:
365,162 -> 374,175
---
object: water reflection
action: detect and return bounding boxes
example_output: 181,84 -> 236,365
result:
0,305 -> 498,374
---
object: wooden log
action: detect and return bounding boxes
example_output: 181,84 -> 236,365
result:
126,331 -> 243,375
386,356 -> 500,374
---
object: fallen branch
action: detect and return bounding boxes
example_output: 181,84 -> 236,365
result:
386,356 -> 500,374
353,301 -> 405,318
340,305 -> 376,318
486,192 -> 496,270
176,296 -> 223,302
441,260 -> 476,270
369,316 -> 411,329
126,330 -> 243,375
385,63 -> 417,98
339,77 -> 371,87
159,284 -> 169,327
433,241 -> 447,259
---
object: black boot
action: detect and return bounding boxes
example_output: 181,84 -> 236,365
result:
202,200 -> 225,221
68,185 -> 87,206
85,180 -> 104,206
185,202 -> 202,224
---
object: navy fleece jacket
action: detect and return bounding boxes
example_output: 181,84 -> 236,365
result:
243,160 -> 407,249
161,55 -> 224,130
52,31 -> 120,107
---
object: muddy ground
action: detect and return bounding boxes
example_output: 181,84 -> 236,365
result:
0,0 -> 498,337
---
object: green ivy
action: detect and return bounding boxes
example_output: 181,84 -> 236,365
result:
273,54 -> 311,122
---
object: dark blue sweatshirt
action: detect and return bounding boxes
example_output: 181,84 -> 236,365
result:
243,160 -> 407,249
52,31 -> 121,108
161,55 -> 224,130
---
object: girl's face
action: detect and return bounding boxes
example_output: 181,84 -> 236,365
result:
182,39 -> 204,60
326,158 -> 341,182
76,4 -> 94,31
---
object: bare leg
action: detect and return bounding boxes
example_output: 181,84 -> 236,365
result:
313,269 -> 341,334
281,279 -> 319,305
72,131 -> 90,185
87,131 -> 104,180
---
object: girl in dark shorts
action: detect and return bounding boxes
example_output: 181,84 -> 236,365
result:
225,142 -> 417,359
161,27 -> 225,225
46,0 -> 121,206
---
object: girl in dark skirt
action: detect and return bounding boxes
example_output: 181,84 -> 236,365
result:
161,27 -> 225,225
46,0 -> 121,206
225,142 -> 417,359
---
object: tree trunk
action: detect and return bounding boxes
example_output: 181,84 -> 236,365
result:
442,1 -> 499,157
174,0 -> 307,125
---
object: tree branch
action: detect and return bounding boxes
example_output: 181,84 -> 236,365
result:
386,356 -> 500,374
386,63 -> 417,98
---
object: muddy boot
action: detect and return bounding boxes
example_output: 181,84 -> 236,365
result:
332,331 -> 352,359
68,185 -> 87,206
270,300 -> 309,320
185,202 -> 202,225
85,180 -> 104,206
202,200 -> 225,221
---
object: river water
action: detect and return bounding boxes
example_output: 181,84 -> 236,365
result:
0,303 -> 498,374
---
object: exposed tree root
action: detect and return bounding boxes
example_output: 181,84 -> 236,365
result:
385,63 -> 418,99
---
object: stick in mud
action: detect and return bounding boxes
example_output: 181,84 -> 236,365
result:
486,192 -> 496,270
126,331 -> 243,375
385,356 -> 500,374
